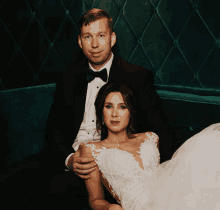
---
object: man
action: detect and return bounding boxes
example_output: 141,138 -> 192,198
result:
45,7 -> 174,206
3,8 -> 174,209
65,8 -> 174,176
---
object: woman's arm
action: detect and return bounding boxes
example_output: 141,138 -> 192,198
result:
79,143 -> 112,210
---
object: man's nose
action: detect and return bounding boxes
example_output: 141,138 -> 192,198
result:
92,37 -> 99,48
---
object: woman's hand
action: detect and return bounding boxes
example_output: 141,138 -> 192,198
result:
109,204 -> 123,210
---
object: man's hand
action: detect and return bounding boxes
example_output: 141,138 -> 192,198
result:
67,143 -> 97,179
109,204 -> 123,210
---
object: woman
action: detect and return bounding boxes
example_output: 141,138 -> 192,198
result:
79,82 -> 220,210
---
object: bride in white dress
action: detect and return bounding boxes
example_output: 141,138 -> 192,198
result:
78,82 -> 220,210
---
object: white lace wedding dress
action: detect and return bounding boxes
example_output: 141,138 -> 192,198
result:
85,123 -> 220,210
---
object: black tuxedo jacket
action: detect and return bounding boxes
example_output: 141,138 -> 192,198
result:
44,54 -> 174,170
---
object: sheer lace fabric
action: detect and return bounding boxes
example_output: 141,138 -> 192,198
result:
85,124 -> 220,210
85,132 -> 160,210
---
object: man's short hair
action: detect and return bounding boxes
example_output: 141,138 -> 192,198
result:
78,8 -> 113,36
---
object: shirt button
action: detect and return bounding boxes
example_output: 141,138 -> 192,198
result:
97,86 -> 99,89
88,133 -> 89,134
92,120 -> 94,122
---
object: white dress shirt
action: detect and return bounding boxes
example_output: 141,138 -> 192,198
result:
65,52 -> 114,168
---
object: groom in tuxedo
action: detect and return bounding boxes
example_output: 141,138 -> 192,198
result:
2,8 -> 174,209
45,7 -> 174,206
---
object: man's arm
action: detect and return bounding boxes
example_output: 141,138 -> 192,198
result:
44,70 -> 75,164
136,68 -> 175,163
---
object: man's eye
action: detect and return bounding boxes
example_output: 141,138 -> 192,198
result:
100,35 -> 104,38
85,36 -> 90,39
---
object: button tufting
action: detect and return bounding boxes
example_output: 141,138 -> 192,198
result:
193,4 -> 198,10
34,74 -> 39,81
15,44 -> 20,50
194,74 -> 198,79
1,0 -> 219,93
174,40 -> 178,46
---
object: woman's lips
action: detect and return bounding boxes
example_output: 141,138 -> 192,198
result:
110,121 -> 120,125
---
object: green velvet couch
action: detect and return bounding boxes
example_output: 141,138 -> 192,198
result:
1,83 -> 220,210
1,84 -> 220,166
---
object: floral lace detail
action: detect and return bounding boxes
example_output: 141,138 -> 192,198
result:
85,132 -> 160,210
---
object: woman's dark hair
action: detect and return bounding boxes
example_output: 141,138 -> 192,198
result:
95,82 -> 138,140
78,8 -> 113,36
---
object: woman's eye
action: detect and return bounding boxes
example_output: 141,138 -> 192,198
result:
106,105 -> 112,108
100,35 -> 104,38
121,106 -> 126,109
85,36 -> 90,39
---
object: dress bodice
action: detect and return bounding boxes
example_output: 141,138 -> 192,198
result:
85,132 -> 160,210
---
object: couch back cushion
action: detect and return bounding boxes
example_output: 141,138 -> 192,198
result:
1,85 -> 220,165
0,84 -> 55,165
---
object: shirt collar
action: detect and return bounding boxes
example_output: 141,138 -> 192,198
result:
88,52 -> 114,79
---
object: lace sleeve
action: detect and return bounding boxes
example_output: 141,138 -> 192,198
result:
145,132 -> 159,144
138,132 -> 160,172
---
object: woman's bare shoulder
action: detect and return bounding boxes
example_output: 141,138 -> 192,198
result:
133,132 -> 157,138
132,132 -> 147,140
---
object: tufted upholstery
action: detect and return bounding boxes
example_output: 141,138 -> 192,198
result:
0,0 -> 220,166
0,0 -> 220,93
0,84 -> 219,166
1,1 -> 220,209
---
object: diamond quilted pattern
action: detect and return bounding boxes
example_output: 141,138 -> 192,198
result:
199,47 -> 220,89
158,0 -> 193,39
124,0 -> 154,38
129,45 -> 155,77
114,13 -> 137,61
19,15 -> 49,72
178,10 -> 216,71
159,46 -> 194,86
0,1 -> 32,43
0,0 -> 219,95
197,0 -> 220,39
142,13 -> 174,70
151,0 -> 160,7
35,0 -> 66,41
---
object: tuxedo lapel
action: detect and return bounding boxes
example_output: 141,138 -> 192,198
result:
108,56 -> 125,83
73,63 -> 89,134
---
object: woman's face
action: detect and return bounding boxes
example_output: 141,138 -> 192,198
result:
103,92 -> 130,134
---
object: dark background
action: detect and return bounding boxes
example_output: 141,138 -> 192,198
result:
0,0 -> 220,93
0,0 -> 220,167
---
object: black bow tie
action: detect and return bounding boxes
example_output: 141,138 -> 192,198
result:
87,68 -> 108,83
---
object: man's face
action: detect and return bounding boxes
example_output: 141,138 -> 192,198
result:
78,17 -> 116,70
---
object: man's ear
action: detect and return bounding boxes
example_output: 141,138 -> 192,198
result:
111,32 -> 116,48
78,35 -> 82,49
